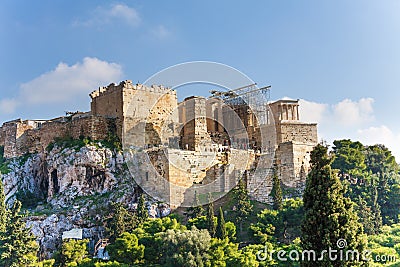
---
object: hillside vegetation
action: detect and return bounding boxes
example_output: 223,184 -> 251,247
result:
0,139 -> 399,266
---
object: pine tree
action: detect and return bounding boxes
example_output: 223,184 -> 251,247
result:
233,178 -> 253,233
137,193 -> 148,224
0,200 -> 38,266
270,165 -> 283,210
216,207 -> 226,239
107,232 -> 145,265
301,144 -> 366,267
0,173 -> 7,233
61,239 -> 89,266
186,191 -> 204,219
206,193 -> 216,237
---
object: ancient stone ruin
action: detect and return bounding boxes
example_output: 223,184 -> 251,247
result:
0,80 -> 318,207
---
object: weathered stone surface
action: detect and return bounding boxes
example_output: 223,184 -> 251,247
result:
0,80 -> 318,233
2,145 -> 134,258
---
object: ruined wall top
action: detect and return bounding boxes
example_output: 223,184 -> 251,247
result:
89,80 -> 176,99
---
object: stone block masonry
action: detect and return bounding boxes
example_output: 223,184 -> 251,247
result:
0,79 -> 319,207
0,115 -> 112,158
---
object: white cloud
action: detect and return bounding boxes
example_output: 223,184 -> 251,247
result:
0,57 -> 122,117
299,99 -> 328,123
0,98 -> 19,114
298,97 -> 375,127
357,126 -> 400,160
74,4 -> 140,27
20,57 -> 123,104
151,25 -> 171,39
110,4 -> 140,26
333,98 -> 374,126
297,97 -> 399,161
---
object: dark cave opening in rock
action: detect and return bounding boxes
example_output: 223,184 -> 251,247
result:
51,169 -> 59,194
39,171 -> 49,199
85,166 -> 106,191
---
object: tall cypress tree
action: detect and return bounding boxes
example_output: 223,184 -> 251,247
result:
0,200 -> 38,266
270,165 -> 283,210
301,144 -> 366,267
233,178 -> 253,233
106,202 -> 129,241
216,207 -> 226,239
137,193 -> 148,224
206,193 -> 216,237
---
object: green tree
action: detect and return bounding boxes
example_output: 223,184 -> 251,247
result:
232,178 -> 253,233
331,139 -> 366,176
132,217 -> 184,264
92,261 -> 129,266
371,185 -> 382,234
188,215 -> 216,231
186,191 -> 204,219
206,193 -> 216,237
206,238 -> 260,267
355,196 -> 375,235
225,222 -> 236,241
301,144 -> 366,267
332,141 -> 400,226
278,198 -> 304,243
216,207 -> 226,239
365,144 -> 400,225
36,259 -> 55,267
107,232 -> 144,265
226,248 -> 260,267
355,189 -> 382,235
0,200 -> 38,267
158,227 -> 211,267
60,239 -> 89,267
105,202 -> 133,241
137,193 -> 148,224
270,165 -> 283,210
249,209 -> 277,244
250,198 -> 304,244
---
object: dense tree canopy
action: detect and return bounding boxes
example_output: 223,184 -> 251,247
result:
332,140 -> 400,226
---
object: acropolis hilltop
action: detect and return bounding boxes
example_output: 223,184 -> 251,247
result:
0,80 -> 317,205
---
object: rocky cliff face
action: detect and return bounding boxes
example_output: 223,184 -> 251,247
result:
1,142 -> 168,259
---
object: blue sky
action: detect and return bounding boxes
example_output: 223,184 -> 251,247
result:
0,1 -> 399,159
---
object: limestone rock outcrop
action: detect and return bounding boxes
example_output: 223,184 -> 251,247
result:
0,143 -> 150,258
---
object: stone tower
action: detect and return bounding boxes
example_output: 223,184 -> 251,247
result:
179,96 -> 212,151
90,80 -> 179,147
269,99 -> 317,186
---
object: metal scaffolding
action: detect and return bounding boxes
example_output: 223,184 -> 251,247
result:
210,83 -> 271,125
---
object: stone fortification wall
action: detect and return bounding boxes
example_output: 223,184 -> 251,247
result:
90,80 -> 178,146
0,124 -> 5,147
247,153 -> 274,203
278,122 -> 318,144
90,82 -> 124,119
1,115 -> 112,158
276,142 -> 314,187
